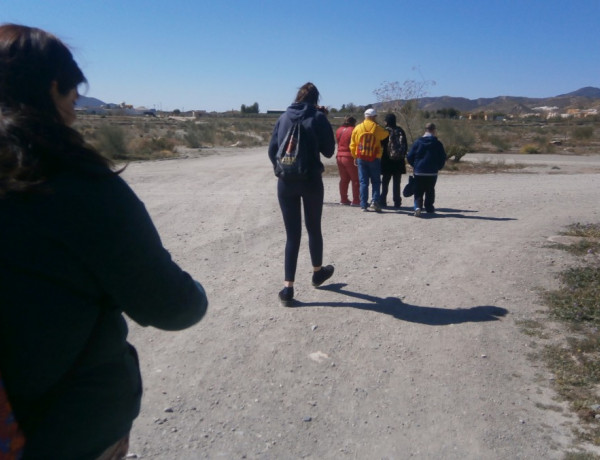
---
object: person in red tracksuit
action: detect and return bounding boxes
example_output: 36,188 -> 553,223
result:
335,116 -> 359,206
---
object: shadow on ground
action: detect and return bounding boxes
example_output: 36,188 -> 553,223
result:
291,283 -> 508,325
325,203 -> 517,222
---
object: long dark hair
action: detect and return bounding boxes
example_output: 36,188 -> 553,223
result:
294,82 -> 320,105
0,24 -> 113,195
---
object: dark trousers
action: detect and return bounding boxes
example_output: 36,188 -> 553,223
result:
277,178 -> 324,282
381,172 -> 402,206
413,175 -> 438,211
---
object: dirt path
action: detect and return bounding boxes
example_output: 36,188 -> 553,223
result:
121,149 -> 600,459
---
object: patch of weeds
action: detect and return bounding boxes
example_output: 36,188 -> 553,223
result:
563,224 -> 600,239
94,124 -> 129,159
544,267 -> 600,325
515,319 -> 549,338
443,159 -> 526,174
488,135 -> 511,152
521,143 -> 541,154
534,402 -> 564,412
540,222 -> 600,448
564,452 -> 600,460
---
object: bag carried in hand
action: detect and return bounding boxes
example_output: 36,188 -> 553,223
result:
403,175 -> 415,197
275,118 -> 312,181
0,373 -> 25,459
355,126 -> 380,162
387,126 -> 407,161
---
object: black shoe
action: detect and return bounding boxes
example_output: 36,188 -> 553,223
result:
371,201 -> 382,212
312,265 -> 334,287
279,287 -> 294,306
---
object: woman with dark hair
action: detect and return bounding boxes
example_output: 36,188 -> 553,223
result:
335,115 -> 359,205
0,24 -> 208,459
268,82 -> 336,306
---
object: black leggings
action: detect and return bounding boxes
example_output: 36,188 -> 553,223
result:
277,178 -> 324,282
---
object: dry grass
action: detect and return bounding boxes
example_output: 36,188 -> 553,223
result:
74,114 -> 600,163
536,223 -> 600,449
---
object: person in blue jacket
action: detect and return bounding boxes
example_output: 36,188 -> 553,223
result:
407,123 -> 447,216
0,24 -> 208,459
268,82 -> 336,306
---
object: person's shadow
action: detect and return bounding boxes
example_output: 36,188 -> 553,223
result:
292,283 -> 507,325
326,202 -> 517,222
384,207 -> 517,221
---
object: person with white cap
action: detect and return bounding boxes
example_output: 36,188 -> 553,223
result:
349,108 -> 389,212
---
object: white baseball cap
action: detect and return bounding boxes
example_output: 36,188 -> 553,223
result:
364,108 -> 377,117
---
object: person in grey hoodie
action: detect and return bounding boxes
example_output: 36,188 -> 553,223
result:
407,123 -> 447,216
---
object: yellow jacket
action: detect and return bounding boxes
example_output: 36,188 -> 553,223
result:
350,119 -> 389,159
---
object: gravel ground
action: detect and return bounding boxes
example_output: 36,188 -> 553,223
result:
119,148 -> 600,459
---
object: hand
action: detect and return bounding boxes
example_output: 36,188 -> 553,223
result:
316,105 -> 329,115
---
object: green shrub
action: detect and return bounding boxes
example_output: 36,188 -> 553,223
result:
183,123 -> 215,147
94,124 -> 129,159
572,126 -> 594,140
184,131 -> 202,148
489,135 -> 511,152
446,144 -> 468,162
137,137 -> 176,155
437,120 -> 474,162
520,143 -> 540,154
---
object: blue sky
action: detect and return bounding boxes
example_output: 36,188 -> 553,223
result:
2,0 -> 598,112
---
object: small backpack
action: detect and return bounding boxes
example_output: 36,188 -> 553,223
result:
387,126 -> 407,161
355,126 -> 380,162
0,374 -> 25,459
275,118 -> 313,181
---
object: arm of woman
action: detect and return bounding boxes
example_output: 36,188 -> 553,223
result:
51,171 -> 208,331
268,119 -> 281,168
314,112 -> 335,158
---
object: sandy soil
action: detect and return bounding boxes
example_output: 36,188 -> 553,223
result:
120,148 -> 600,459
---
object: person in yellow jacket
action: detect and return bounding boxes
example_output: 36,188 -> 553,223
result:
350,108 -> 389,211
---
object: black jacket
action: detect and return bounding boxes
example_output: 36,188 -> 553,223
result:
0,164 -> 208,459
381,125 -> 408,175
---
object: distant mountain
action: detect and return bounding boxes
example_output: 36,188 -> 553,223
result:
78,87 -> 600,114
376,87 -> 600,115
76,96 -> 105,108
556,86 -> 600,98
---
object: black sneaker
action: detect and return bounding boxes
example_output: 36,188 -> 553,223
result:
312,265 -> 334,287
371,201 -> 382,213
278,287 -> 294,306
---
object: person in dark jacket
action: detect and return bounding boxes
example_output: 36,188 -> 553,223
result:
380,113 -> 407,208
407,122 -> 447,216
268,82 -> 336,306
0,24 -> 208,459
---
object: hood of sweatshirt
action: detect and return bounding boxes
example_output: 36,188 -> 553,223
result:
419,134 -> 437,147
286,102 -> 316,122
